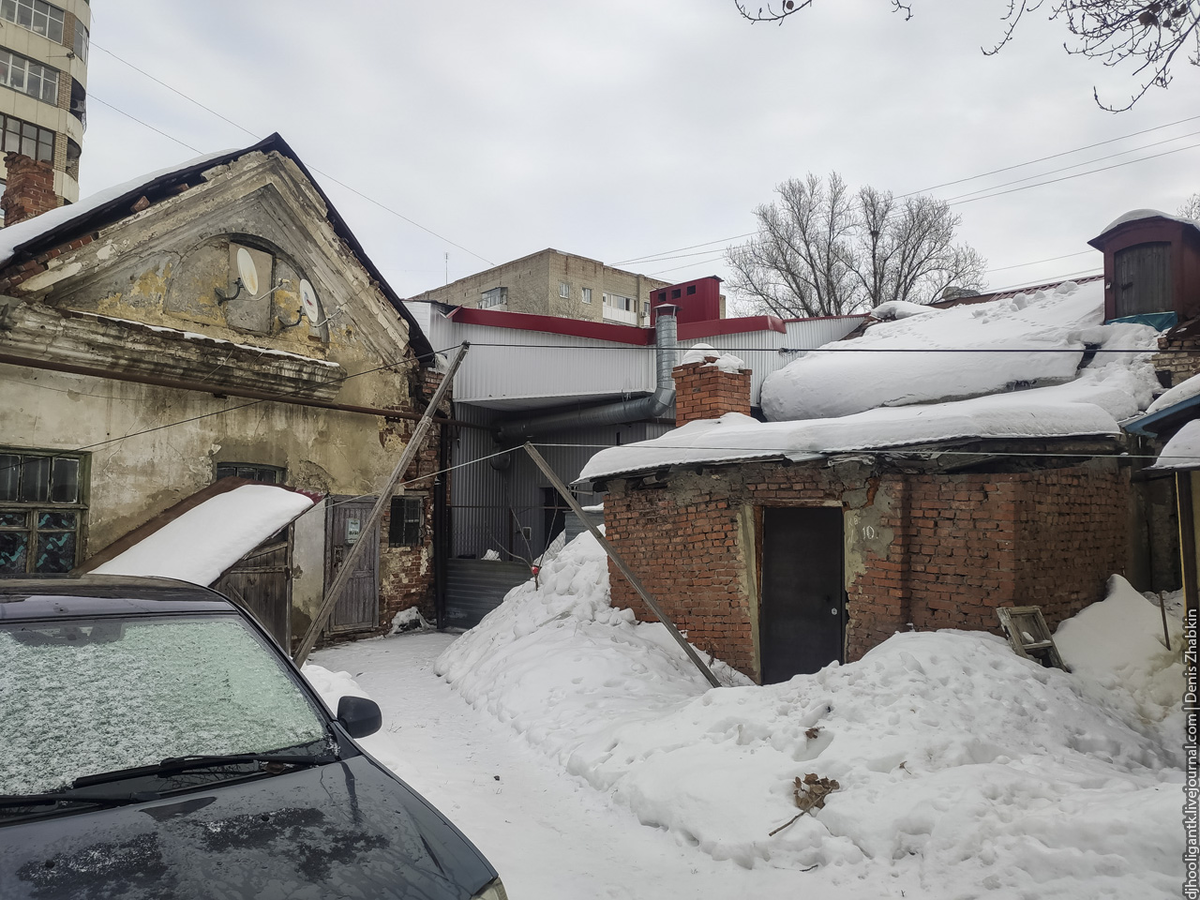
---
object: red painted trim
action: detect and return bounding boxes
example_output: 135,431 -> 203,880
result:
678,316 -> 786,338
445,306 -> 654,344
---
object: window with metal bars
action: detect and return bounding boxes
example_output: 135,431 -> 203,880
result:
0,449 -> 86,576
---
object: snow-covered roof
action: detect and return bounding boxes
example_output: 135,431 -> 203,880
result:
91,484 -> 316,586
1146,370 -> 1200,415
0,149 -> 234,269
1149,419 -> 1200,471
581,279 -> 1163,482
760,280 -> 1149,421
0,133 -> 435,360
1096,208 -> 1200,237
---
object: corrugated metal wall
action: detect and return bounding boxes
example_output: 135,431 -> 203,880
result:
449,405 -> 654,559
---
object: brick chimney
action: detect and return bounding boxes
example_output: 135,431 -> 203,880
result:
2,152 -> 59,227
672,353 -> 752,425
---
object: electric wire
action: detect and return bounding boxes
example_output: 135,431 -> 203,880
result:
619,112 -> 1200,267
90,45 -> 494,267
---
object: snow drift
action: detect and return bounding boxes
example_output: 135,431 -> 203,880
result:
433,531 -> 1184,898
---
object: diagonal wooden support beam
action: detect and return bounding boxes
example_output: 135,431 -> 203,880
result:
293,343 -> 469,666
524,442 -> 721,689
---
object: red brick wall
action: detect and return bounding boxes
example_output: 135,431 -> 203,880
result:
2,153 -> 60,226
603,459 -> 1129,682
672,359 -> 751,425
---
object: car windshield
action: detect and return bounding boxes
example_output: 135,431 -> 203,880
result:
0,614 -> 330,796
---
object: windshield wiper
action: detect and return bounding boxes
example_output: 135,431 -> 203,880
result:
0,789 -> 159,810
72,752 -> 337,789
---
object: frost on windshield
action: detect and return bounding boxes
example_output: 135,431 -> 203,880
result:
0,617 -> 328,795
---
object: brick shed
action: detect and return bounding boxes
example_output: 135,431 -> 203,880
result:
581,351 -> 1133,684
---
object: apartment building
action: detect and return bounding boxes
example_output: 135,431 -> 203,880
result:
0,0 -> 89,206
408,248 -> 671,326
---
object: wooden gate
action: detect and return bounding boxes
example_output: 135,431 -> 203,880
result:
325,496 -> 380,633
214,537 -> 291,648
759,507 -> 844,683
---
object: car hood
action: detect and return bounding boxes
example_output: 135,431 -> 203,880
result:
0,754 -> 496,900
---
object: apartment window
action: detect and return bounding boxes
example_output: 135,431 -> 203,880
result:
581,287 -> 592,304
605,292 -> 633,312
0,113 -> 54,163
0,449 -> 85,575
0,0 -> 65,43
0,48 -> 59,104
559,282 -> 570,299
215,463 -> 285,484
388,496 -> 423,547
480,286 -> 507,309
72,20 -> 88,63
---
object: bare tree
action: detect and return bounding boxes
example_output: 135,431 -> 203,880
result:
1180,192 -> 1200,219
726,173 -> 986,318
734,1 -> 1200,109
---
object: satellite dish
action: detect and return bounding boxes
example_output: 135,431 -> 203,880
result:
299,279 -> 322,322
236,247 -> 260,296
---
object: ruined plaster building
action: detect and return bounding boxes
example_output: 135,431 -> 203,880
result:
0,0 -> 89,207
407,248 -> 674,326
0,134 -> 447,653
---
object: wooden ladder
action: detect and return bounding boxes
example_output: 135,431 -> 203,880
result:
996,606 -> 1067,671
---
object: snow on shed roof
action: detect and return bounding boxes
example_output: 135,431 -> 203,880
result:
90,483 -> 316,586
581,278 -> 1163,482
759,279 -> 1136,422
1149,419 -> 1200,471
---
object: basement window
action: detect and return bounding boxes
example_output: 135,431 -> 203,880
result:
0,449 -> 86,575
215,463 -> 285,484
389,496 -> 423,547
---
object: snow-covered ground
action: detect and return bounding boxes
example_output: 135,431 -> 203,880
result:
307,532 -> 1185,900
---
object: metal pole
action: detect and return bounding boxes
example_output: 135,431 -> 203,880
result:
293,343 -> 469,666
523,442 -> 721,689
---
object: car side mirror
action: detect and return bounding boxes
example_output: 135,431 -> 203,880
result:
336,695 -> 382,739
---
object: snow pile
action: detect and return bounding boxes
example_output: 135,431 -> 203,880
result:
436,532 -> 1184,897
301,662 -> 372,715
759,279 -> 1158,421
869,300 -> 942,321
680,343 -> 747,373
1055,575 -> 1185,755
434,531 -> 747,759
92,484 -> 315,585
390,606 -> 434,634
1151,420 -> 1200,470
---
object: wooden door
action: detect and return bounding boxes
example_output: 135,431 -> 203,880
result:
759,507 -> 844,683
325,497 -> 380,633
214,537 -> 291,648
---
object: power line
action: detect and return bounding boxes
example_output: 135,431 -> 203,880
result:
461,342 -> 1168,353
612,115 -> 1200,271
90,95 -> 202,153
90,44 -> 494,267
0,350 -> 445,475
896,112 -> 1200,198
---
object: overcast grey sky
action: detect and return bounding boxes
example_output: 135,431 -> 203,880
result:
81,1 -> 1197,302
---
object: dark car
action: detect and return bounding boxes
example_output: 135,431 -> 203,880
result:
0,575 -> 508,900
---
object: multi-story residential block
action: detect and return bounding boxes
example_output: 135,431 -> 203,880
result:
0,0 -> 89,207
407,248 -> 673,327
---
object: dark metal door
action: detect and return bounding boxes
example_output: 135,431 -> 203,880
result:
759,507 -> 844,683
214,538 -> 291,649
325,497 -> 380,633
